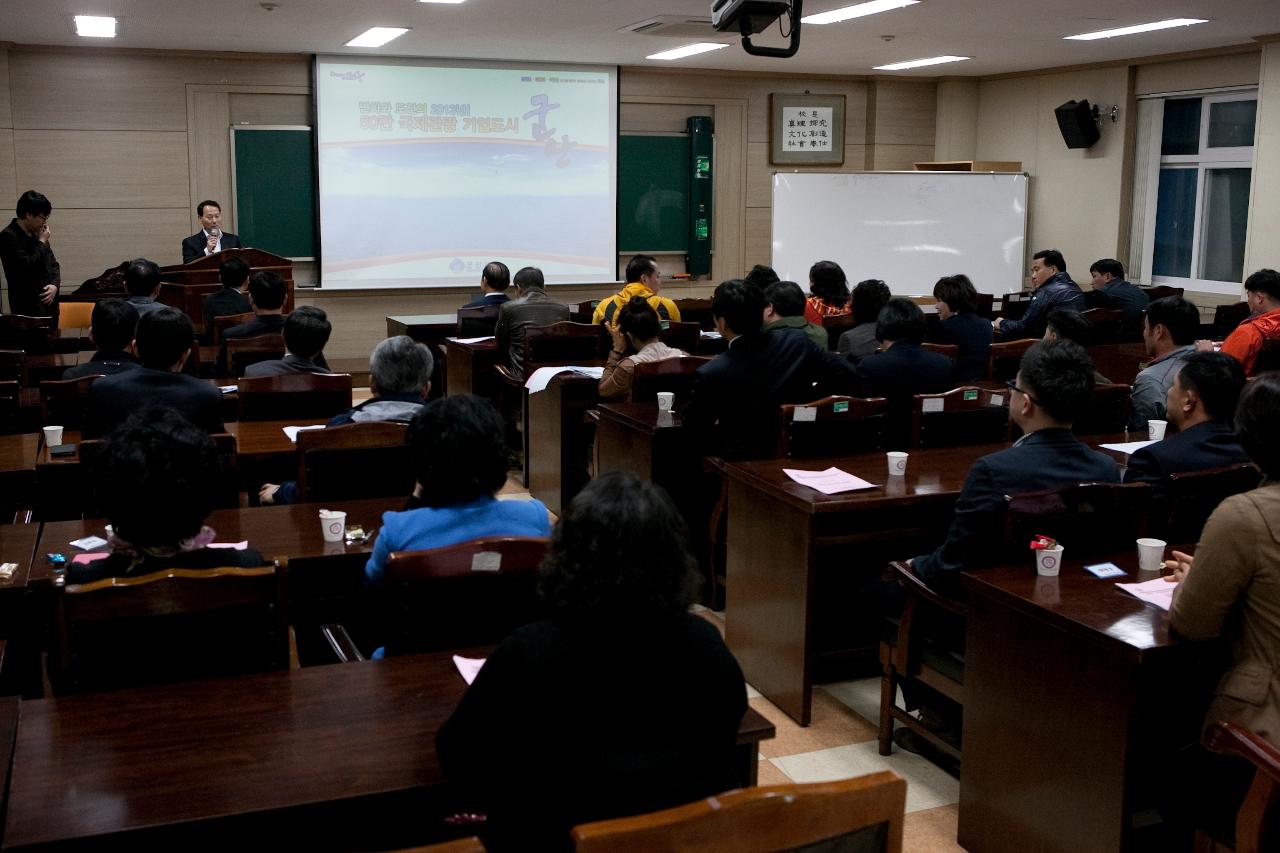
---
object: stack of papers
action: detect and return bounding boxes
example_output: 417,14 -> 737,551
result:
525,366 -> 601,393
1099,439 -> 1158,455
283,425 -> 327,443
1116,576 -> 1177,611
783,467 -> 878,495
445,336 -> 495,344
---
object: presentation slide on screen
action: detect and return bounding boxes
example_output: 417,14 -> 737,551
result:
314,57 -> 618,290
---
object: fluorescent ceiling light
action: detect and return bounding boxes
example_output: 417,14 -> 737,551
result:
346,27 -> 411,47
647,43 -> 731,61
74,15 -> 117,38
419,0 -> 466,4
1064,18 -> 1208,41
802,0 -> 919,26
874,55 -> 970,70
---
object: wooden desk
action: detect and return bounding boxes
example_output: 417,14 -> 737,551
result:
21,353 -> 78,385
3,652 -> 774,851
386,314 -> 458,346
959,553 -> 1212,853
0,433 -> 39,496
527,372 -> 598,516
445,338 -> 497,399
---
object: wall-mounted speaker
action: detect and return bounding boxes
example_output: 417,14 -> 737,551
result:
1055,99 -> 1100,149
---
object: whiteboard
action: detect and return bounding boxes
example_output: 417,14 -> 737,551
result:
771,172 -> 1029,296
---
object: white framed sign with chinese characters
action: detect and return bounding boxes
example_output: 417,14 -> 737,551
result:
770,93 -> 845,165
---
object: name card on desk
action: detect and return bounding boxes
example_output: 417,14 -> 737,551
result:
783,467 -> 878,495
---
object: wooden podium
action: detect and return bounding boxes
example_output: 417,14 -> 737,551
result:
160,249 -> 295,332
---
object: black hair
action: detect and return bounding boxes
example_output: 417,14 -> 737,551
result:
744,264 -> 781,289
90,299 -> 139,352
1244,268 -> 1280,302
711,278 -> 765,337
1089,258 -> 1125,279
617,295 -> 661,343
196,200 -> 221,217
283,306 -> 331,360
16,190 -> 51,218
514,266 -> 545,291
1143,296 -> 1200,346
1178,351 -> 1246,424
764,280 -> 806,318
1033,249 -> 1067,274
134,307 -> 194,370
249,270 -> 287,311
625,254 -> 658,284
932,274 -> 979,314
875,297 -> 926,344
1018,340 -> 1095,424
219,257 -> 250,290
538,471 -> 700,616
94,407 -> 217,549
124,258 -> 162,298
1236,373 -> 1280,479
852,279 -> 891,326
482,261 -> 511,291
1046,309 -> 1092,347
407,394 -> 509,508
809,260 -> 850,307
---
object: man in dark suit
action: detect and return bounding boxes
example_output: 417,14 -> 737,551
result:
1125,352 -> 1251,485
202,256 -> 252,325
683,278 -> 861,461
0,190 -> 60,322
855,297 -> 957,445
181,199 -> 242,264
83,307 -> 225,439
63,299 -> 140,380
993,248 -> 1086,340
460,261 -> 512,309
1088,258 -> 1149,340
123,258 -> 166,321
494,266 -> 570,379
243,307 -> 332,377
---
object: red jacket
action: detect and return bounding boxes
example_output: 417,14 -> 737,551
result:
1221,309 -> 1280,375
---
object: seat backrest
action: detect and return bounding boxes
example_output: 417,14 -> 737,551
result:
0,380 -> 19,435
986,338 -> 1036,382
212,311 -> 256,345
1144,285 -> 1185,302
909,387 -> 1010,449
658,320 -> 701,354
0,314 -> 54,354
225,334 -> 285,377
296,421 -> 412,503
236,372 -> 353,421
1072,383 -> 1131,435
57,301 -> 95,329
1204,721 -> 1280,853
51,562 -> 288,694
674,298 -> 714,330
382,537 -> 550,656
40,374 -> 103,428
1162,463 -> 1263,541
779,396 -> 888,458
524,322 -> 606,369
1256,339 -> 1280,374
572,773 -> 906,853
974,292 -> 996,320
821,314 -> 858,351
1213,302 -> 1251,340
77,432 -> 241,516
630,356 -> 709,403
0,349 -> 22,383
1004,481 -> 1152,560
1081,308 -> 1125,345
457,304 -> 502,338
921,342 -> 958,362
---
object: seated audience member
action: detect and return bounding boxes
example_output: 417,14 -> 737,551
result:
437,472 -> 746,852
1162,373 -> 1280,846
994,248 -> 1086,340
683,278 -> 860,460
593,254 -> 681,325
1089,258 -> 1149,339
1044,309 -> 1112,384
243,306 -> 332,377
1124,352 -> 1250,485
804,259 -> 852,323
763,280 -> 828,349
221,270 -> 287,342
202,256 -> 252,324
838,278 -> 891,363
83,307 -> 224,439
364,394 -> 550,587
1131,296 -> 1201,431
494,266 -> 570,379
929,273 -> 993,382
123,258 -> 165,321
855,297 -> 956,445
1219,268 -> 1280,375
70,407 -> 263,584
909,340 -> 1119,597
598,297 -> 686,400
62,298 -> 140,380
460,261 -> 511,309
743,263 -> 780,289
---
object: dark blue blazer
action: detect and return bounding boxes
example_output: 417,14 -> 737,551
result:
182,230 -> 242,264
1097,280 -> 1150,340
63,350 -> 140,381
83,368 -> 226,439
929,313 -> 993,382
461,292 -> 511,309
1124,421 -> 1252,485
912,428 -> 1121,596
855,341 -> 956,448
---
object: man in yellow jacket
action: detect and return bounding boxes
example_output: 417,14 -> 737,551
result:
592,254 -> 682,326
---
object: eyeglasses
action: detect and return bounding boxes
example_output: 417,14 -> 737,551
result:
1005,379 -> 1040,405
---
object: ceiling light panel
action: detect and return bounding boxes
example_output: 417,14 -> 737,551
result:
647,43 -> 731,61
74,15 -> 117,38
1064,18 -> 1208,41
346,27 -> 411,47
802,0 -> 919,26
874,55 -> 970,70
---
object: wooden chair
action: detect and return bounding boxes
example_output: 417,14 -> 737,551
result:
921,342 -> 958,362
658,320 -> 701,354
909,386 -> 1010,449
821,313 -> 857,351
1201,721 -> 1280,853
1004,481 -> 1154,555
0,349 -> 22,383
1072,382 -> 1131,435
295,421 -> 412,503
457,304 -> 502,338
570,300 -> 598,324
49,562 -> 289,694
985,338 -> 1036,382
1213,302 -> 1251,340
56,301 -> 95,329
236,372 -> 353,421
778,395 -> 888,458
674,298 -> 714,330
572,773 -> 905,853
1081,307 -> 1125,345
392,840 -> 487,853
629,356 -> 709,403
39,374 -> 103,429
224,334 -> 285,377
1255,339 -> 1280,375
76,432 -> 242,515
0,380 -> 19,434
211,311 -> 256,345
1158,463 -> 1263,542
322,537 -> 549,660
1144,285 -> 1185,302
0,314 -> 54,355
974,292 -> 996,320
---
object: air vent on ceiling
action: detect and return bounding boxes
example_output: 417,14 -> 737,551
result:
619,15 -> 720,38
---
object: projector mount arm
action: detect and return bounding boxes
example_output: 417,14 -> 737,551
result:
740,0 -> 802,58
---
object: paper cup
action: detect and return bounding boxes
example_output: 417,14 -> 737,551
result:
886,451 -> 909,477
656,391 -> 674,412
1136,537 -> 1167,572
43,425 -> 63,447
319,510 -> 347,543
1148,420 -> 1167,441
1036,547 -> 1063,577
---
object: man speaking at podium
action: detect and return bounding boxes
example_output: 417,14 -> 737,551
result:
181,200 -> 242,263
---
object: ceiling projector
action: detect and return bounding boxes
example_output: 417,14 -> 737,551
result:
711,0 -> 791,33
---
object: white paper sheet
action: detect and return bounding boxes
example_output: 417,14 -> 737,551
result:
453,655 -> 486,685
783,467 -> 878,495
700,330 -> 723,339
283,425 -> 327,443
570,367 -> 604,379
1116,576 -> 1177,611
445,336 -> 495,344
219,385 -> 238,394
1099,439 -> 1158,455
207,541 -> 250,550
524,366 -> 603,394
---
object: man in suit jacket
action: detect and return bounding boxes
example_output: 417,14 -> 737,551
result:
494,266 -> 570,379
123,257 -> 166,321
994,249 -> 1086,340
683,278 -> 861,461
83,307 -> 224,439
1089,258 -> 1149,340
1130,296 -> 1201,431
63,299 -> 140,380
181,200 -> 241,264
1125,352 -> 1251,485
856,297 -> 957,446
243,306 -> 331,377
202,256 -> 252,325
460,261 -> 512,309
762,280 -> 828,349
0,190 -> 60,321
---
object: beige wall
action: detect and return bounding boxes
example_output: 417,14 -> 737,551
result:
1245,42 -> 1280,275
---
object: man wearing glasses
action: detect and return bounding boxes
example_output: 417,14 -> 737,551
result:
0,190 -> 61,322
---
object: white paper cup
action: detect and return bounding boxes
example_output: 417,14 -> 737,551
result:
1136,537 -> 1167,572
319,510 -> 347,543
656,392 -> 674,412
1036,546 -> 1063,577
886,451 -> 909,477
1148,419 -> 1167,441
43,425 -> 63,447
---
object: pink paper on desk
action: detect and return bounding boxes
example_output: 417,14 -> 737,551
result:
453,655 -> 486,685
1116,576 -> 1177,611
782,467 -> 878,495
70,541 -> 248,564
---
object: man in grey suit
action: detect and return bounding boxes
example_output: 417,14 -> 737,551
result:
243,306 -> 332,377
494,266 -> 569,379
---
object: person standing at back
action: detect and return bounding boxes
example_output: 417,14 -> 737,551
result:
494,266 -> 570,379
0,190 -> 60,322
929,274 -> 992,382
593,254 -> 681,326
994,249 -> 1086,340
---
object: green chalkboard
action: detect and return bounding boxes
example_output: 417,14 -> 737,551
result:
232,127 -> 316,259
618,134 -> 690,253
